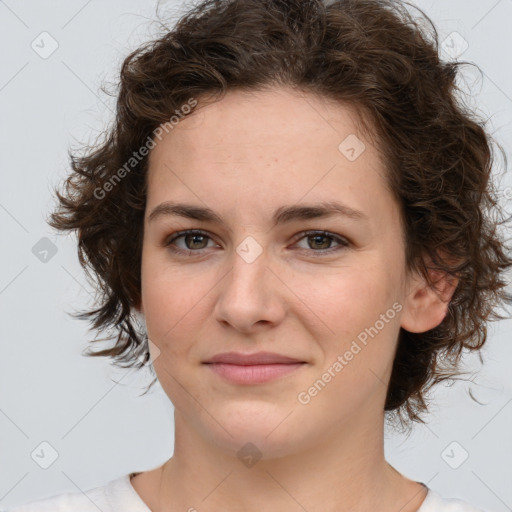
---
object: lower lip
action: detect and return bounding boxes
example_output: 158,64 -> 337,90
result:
204,363 -> 306,384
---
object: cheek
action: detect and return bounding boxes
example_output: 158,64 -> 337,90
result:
299,262 -> 401,375
141,266 -> 209,404
141,258 -> 211,357
294,263 -> 396,331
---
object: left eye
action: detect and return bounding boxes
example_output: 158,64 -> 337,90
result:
294,231 -> 349,252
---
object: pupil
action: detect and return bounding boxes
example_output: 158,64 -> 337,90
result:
187,234 -> 206,249
311,235 -> 329,249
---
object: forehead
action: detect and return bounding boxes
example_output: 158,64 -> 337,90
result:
149,87 -> 375,166
145,86 -> 396,227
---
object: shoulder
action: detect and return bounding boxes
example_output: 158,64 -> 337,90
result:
5,485 -> 105,512
419,487 -> 485,512
5,473 -> 148,512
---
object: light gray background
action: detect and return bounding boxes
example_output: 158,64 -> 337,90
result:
1,0 -> 511,510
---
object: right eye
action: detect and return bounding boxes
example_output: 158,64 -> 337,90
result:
164,229 -> 219,255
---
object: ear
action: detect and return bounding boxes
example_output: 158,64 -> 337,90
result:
400,256 -> 459,333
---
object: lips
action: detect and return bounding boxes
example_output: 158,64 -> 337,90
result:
203,352 -> 307,385
203,351 -> 305,365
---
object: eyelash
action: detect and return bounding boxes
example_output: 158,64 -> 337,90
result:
163,229 -> 350,257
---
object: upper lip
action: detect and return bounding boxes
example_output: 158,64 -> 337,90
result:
203,351 -> 305,365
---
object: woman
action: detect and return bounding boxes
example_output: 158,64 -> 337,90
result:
9,0 -> 511,510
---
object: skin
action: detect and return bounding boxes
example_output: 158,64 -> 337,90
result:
133,86 -> 457,512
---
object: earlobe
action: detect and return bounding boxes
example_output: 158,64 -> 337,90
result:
400,264 -> 459,334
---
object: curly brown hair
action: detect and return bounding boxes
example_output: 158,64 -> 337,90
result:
48,0 -> 512,427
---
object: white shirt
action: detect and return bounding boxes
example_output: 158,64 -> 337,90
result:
5,473 -> 485,512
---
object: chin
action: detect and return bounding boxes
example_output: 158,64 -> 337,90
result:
200,404 -> 311,460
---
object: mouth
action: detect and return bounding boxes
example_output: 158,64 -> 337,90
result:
202,352 -> 307,385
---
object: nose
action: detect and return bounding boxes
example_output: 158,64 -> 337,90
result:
213,245 -> 286,334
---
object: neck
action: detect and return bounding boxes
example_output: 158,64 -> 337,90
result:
146,410 -> 427,512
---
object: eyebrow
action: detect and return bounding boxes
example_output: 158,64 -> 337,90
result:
148,200 -> 368,226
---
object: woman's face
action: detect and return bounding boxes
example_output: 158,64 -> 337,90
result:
140,86 -> 419,458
